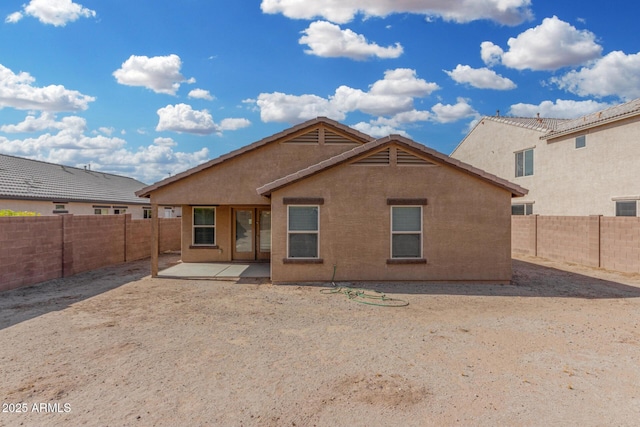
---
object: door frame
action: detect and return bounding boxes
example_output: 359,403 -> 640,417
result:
231,206 -> 271,261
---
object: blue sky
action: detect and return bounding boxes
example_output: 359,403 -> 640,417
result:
1,0 -> 639,183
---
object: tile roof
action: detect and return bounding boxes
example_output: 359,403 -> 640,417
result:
544,97 -> 640,139
482,116 -> 569,132
0,154 -> 149,205
136,117 -> 374,198
257,135 -> 527,198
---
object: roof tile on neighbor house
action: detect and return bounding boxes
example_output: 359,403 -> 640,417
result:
482,116 -> 569,132
257,135 -> 528,198
543,97 -> 640,139
136,117 -> 375,198
0,154 -> 149,205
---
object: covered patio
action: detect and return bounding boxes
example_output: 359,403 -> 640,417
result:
158,262 -> 270,280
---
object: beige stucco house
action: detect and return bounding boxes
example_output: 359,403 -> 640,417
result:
137,118 -> 526,283
451,98 -> 640,217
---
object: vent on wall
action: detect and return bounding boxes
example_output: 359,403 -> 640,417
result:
354,148 -> 390,165
397,149 -> 433,165
325,130 -> 357,144
284,129 -> 319,144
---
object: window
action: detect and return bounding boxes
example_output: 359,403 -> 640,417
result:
616,201 -> 637,217
193,207 -> 215,245
287,206 -> 319,258
94,208 -> 109,215
55,204 -> 65,210
512,203 -> 533,215
575,135 -> 586,149
391,206 -> 422,258
143,208 -> 152,219
113,208 -> 127,215
515,148 -> 534,177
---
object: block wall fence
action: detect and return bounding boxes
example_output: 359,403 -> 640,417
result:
0,215 -> 180,291
512,215 -> 640,273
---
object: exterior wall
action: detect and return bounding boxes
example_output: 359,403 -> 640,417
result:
150,136 -> 361,207
0,199 -> 152,219
270,147 -> 513,283
180,205 -> 232,262
452,116 -> 640,216
0,215 -> 181,292
511,215 -> 640,273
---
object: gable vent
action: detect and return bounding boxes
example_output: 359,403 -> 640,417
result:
325,130 -> 357,144
354,148 -> 390,165
285,129 -> 319,144
397,149 -> 433,166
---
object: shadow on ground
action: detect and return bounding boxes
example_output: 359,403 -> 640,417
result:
285,259 -> 640,300
0,254 -> 180,330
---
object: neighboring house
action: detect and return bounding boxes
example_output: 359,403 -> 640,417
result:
137,117 -> 526,283
451,98 -> 640,217
0,154 -> 165,219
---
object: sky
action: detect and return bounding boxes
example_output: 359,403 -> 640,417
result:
1,0 -> 639,184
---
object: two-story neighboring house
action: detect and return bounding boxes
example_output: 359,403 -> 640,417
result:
451,98 -> 640,217
0,154 -> 170,219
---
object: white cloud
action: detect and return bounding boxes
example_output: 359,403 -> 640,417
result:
0,112 -> 57,133
113,54 -> 194,95
508,99 -> 612,119
499,16 -> 602,71
551,51 -> 640,100
156,103 -> 250,135
299,21 -> 403,60
261,0 -> 533,25
219,118 -> 251,131
7,0 -> 96,27
430,98 -> 479,123
0,114 -> 209,183
0,64 -> 95,112
256,92 -> 346,123
254,68 -> 439,123
445,64 -> 516,90
351,122 -> 409,138
188,89 -> 215,100
480,41 -> 504,66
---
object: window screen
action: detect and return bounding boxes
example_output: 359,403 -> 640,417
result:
193,207 -> 215,245
616,201 -> 637,217
575,135 -> 586,149
288,206 -> 319,258
391,206 -> 422,258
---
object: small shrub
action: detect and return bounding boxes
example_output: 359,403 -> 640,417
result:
0,209 -> 41,217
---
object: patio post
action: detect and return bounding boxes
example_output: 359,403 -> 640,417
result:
151,202 -> 159,277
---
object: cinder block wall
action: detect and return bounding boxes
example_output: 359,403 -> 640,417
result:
0,215 -> 181,291
536,216 -> 591,266
601,217 -> 640,273
511,216 -> 536,255
0,217 -> 63,291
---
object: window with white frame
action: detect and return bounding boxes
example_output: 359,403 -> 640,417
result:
193,207 -> 215,245
616,201 -> 637,217
143,208 -> 152,219
391,206 -> 422,258
287,205 -> 319,258
512,203 -> 533,215
575,135 -> 586,149
515,148 -> 534,177
94,208 -> 109,215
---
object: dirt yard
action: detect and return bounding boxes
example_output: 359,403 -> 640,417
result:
1,255 -> 640,427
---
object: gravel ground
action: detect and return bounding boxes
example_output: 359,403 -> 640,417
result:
1,254 -> 639,426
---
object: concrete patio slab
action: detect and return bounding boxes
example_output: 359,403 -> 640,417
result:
158,262 -> 270,279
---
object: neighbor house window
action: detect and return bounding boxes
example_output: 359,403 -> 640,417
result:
575,135 -> 586,149
512,203 -> 533,215
193,207 -> 216,245
113,208 -> 127,215
515,148 -> 534,177
391,206 -> 422,258
287,205 -> 319,258
94,208 -> 109,215
616,201 -> 637,217
143,208 -> 152,219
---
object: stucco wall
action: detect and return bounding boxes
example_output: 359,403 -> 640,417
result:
270,146 -> 513,283
452,116 -> 640,216
0,199 -> 151,218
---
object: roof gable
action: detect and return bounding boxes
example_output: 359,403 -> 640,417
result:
136,117 -> 374,198
258,135 -> 527,198
0,154 -> 148,204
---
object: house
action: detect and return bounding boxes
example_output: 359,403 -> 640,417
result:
451,98 -> 640,217
137,117 -> 526,283
0,154 -> 166,219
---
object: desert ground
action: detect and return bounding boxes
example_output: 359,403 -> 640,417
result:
1,254 -> 640,426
